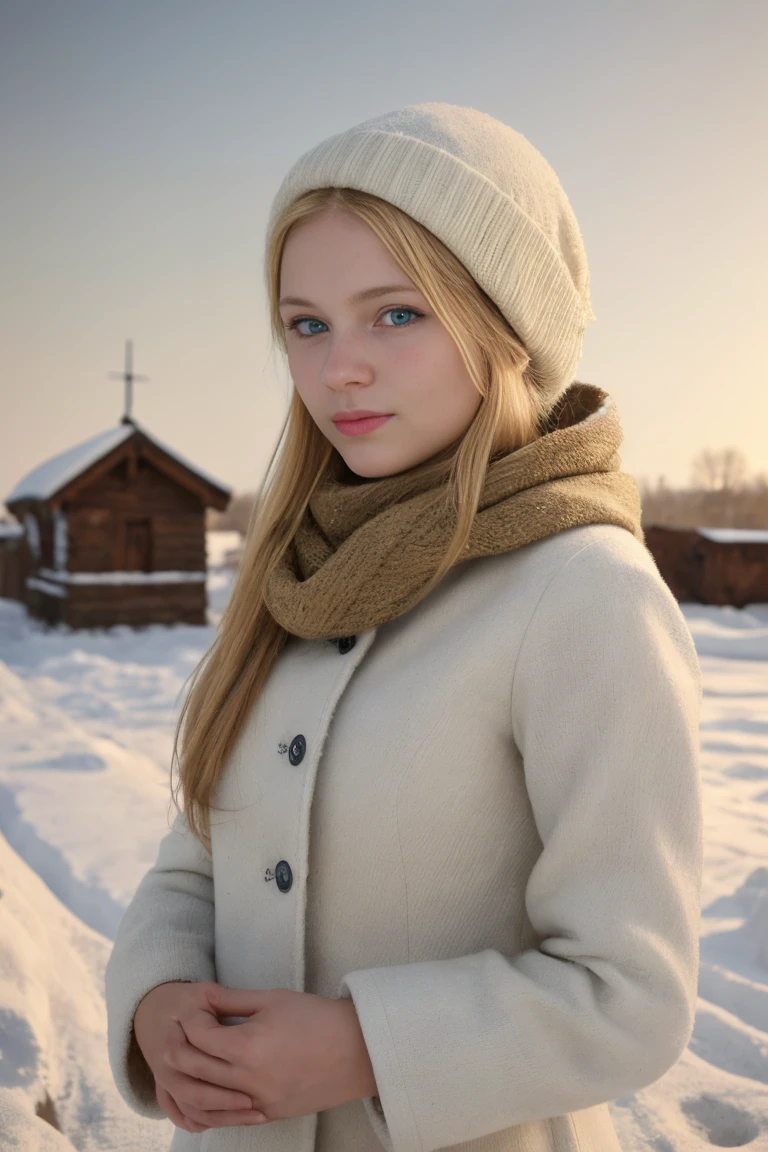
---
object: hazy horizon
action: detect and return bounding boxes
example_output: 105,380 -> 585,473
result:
2,0 -> 767,510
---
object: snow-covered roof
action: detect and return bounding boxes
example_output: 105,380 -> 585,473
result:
5,425 -> 135,504
696,528 -> 768,544
0,522 -> 24,539
5,420 -> 230,505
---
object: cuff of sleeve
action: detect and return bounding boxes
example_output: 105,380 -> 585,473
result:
126,1014 -> 166,1119
338,969 -> 422,1152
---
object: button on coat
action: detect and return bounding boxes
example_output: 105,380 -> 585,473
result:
288,734 -> 306,765
275,860 -> 293,892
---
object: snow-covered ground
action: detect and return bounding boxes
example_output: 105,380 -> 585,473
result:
1,531 -> 767,1150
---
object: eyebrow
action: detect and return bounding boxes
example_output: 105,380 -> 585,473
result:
279,283 -> 419,308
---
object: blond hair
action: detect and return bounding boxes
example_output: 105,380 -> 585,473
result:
172,186 -> 550,853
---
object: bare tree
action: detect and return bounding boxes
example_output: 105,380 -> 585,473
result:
689,447 -> 750,492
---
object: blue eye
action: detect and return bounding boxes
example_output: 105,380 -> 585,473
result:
384,308 -> 418,326
289,317 -> 327,337
285,307 -> 422,339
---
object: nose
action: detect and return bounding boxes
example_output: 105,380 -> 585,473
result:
319,329 -> 375,392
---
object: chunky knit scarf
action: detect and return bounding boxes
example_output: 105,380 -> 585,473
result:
264,382 -> 645,640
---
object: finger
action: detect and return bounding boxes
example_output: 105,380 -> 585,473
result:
206,984 -> 268,1016
173,1036 -> 254,1103
156,1082 -> 210,1134
169,1068 -> 258,1114
179,1100 -> 267,1128
165,1019 -> 254,1109
182,1013 -> 251,1066
168,1069 -> 257,1115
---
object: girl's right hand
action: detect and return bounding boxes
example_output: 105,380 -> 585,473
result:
132,980 -> 266,1133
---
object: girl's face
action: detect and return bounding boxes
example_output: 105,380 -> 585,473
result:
278,208 -> 481,478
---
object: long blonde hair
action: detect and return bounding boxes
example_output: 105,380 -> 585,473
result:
172,186 -> 552,853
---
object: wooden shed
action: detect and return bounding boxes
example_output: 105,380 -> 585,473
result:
3,416 -> 231,629
644,525 -> 768,608
0,521 -> 30,601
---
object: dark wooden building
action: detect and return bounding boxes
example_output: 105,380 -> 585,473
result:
2,417 -> 230,628
645,525 -> 768,608
0,521 -> 29,601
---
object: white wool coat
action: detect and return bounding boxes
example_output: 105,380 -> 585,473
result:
105,522 -> 703,1152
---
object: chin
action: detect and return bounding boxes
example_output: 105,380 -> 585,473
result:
341,457 -> 397,479
343,440 -> 452,479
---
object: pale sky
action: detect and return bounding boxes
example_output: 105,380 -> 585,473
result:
2,0 -> 766,510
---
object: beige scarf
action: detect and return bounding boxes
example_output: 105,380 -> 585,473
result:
264,382 -> 645,640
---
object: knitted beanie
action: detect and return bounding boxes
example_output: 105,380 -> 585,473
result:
265,102 -> 596,408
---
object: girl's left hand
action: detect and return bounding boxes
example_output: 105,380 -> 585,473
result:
182,985 -> 378,1125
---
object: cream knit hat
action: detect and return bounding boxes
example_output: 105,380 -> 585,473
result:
265,102 -> 596,407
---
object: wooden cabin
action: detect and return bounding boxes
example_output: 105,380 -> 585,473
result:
3,417 -> 231,628
644,525 -> 768,608
0,521 -> 29,601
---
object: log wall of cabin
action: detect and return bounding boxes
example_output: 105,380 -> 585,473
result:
643,527 -> 700,600
24,581 -> 206,628
0,538 -> 31,601
66,457 -> 206,573
644,526 -> 768,608
30,505 -> 56,570
696,539 -> 768,607
64,582 -> 206,628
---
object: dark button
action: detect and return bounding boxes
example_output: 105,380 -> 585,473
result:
337,635 -> 356,654
275,860 -> 293,892
288,734 -> 306,765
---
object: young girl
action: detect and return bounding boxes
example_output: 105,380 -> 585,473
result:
105,102 -> 703,1152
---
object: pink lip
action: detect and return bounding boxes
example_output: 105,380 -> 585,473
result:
331,409 -> 390,421
333,414 -> 394,437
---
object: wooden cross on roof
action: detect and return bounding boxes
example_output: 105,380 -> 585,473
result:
108,339 -> 149,424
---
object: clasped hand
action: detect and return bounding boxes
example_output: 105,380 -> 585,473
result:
149,983 -> 377,1133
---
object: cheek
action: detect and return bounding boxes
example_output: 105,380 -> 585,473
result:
404,335 -> 477,412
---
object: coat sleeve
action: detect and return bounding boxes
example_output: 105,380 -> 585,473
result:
104,806 -> 217,1118
338,538 -> 704,1152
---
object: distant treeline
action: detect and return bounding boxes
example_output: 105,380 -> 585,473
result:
638,445 -> 768,529
207,447 -> 768,535
637,477 -> 768,530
